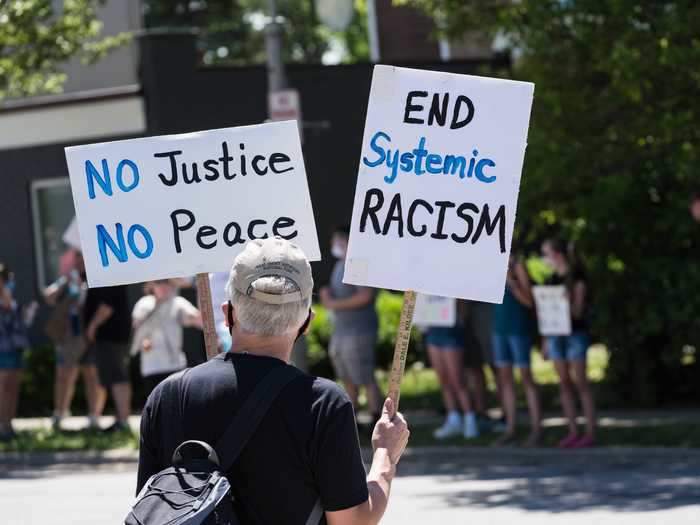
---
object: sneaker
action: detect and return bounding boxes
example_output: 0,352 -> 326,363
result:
571,435 -> 595,448
433,416 -> 463,440
557,433 -> 580,448
463,412 -> 480,439
476,414 -> 493,433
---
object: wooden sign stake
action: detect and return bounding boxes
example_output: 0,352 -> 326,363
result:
387,290 -> 417,414
195,272 -> 219,360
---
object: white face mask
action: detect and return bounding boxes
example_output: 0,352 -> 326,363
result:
331,244 -> 345,259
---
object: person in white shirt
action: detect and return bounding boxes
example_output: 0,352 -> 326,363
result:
131,280 -> 202,397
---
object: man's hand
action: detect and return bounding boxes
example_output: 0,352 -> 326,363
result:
319,287 -> 334,309
371,398 -> 410,465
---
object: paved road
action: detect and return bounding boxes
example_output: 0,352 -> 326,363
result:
2,448 -> 699,524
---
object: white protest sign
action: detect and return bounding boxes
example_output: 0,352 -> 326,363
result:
62,216 -> 82,250
413,294 -> 456,327
532,285 -> 572,336
65,120 -> 320,287
344,65 -> 534,303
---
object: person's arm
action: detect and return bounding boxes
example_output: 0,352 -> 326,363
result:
86,303 -> 114,343
0,287 -> 14,311
326,398 -> 409,525
43,277 -> 67,306
177,298 -> 202,329
571,280 -> 587,320
509,261 -> 534,308
322,287 -> 374,311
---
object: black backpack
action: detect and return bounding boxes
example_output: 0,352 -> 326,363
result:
125,364 -> 324,525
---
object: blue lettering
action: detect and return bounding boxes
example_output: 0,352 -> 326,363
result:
96,223 -> 127,267
384,150 -> 400,184
426,154 -> 442,174
86,159 -> 113,199
362,131 -> 390,168
412,137 -> 428,175
127,224 -> 154,259
116,159 -> 140,193
400,152 -> 414,172
443,155 -> 466,178
475,158 -> 497,183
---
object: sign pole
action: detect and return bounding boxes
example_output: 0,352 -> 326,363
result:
195,273 -> 219,360
387,290 -> 417,414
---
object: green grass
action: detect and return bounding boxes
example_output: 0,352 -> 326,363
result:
0,427 -> 137,453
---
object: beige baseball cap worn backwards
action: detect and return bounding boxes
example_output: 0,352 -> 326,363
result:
232,237 -> 313,304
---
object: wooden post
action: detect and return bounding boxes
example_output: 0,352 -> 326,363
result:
387,290 -> 417,413
195,272 -> 219,360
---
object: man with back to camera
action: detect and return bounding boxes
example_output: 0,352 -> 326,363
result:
137,237 -> 410,524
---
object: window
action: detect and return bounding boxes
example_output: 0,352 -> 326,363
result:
30,178 -> 76,291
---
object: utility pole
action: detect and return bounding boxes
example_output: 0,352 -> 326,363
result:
265,0 -> 288,97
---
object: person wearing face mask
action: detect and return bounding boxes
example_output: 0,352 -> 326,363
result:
44,249 -> 106,432
0,263 -> 29,442
541,237 -> 596,448
320,225 -> 383,429
131,279 -> 202,397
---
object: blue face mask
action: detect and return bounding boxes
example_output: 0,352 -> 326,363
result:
5,280 -> 15,294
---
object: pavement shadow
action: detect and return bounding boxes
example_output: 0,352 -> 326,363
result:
398,450 -> 700,513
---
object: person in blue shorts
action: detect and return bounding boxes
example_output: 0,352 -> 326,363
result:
492,249 -> 541,446
542,238 -> 597,448
425,304 -> 479,440
0,264 -> 29,442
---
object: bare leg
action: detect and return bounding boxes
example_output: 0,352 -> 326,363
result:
111,382 -> 131,424
519,367 -> 541,445
81,365 -> 106,418
3,370 -> 23,427
496,366 -> 516,437
343,378 -> 359,409
570,360 -> 596,438
553,360 -> 578,436
55,364 -> 79,414
0,371 -> 12,428
364,379 -> 382,416
428,346 -> 457,413
466,366 -> 488,415
442,349 -> 472,414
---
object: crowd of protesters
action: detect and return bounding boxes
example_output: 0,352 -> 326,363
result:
17,197 -> 696,447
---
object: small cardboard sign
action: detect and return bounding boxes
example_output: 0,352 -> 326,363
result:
532,285 -> 572,336
344,65 -> 534,303
413,294 -> 456,327
65,121 -> 320,287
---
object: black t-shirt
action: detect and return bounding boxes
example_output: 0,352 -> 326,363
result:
137,352 -> 369,524
83,286 -> 130,343
546,267 -> 589,331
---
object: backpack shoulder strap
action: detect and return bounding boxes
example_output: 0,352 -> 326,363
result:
215,362 -> 303,473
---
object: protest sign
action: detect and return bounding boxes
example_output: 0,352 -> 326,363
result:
344,65 -> 534,409
532,285 -> 572,336
65,120 -> 320,288
62,216 -> 82,250
344,65 -> 534,304
413,294 -> 456,327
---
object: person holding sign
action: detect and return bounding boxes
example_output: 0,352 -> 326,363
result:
491,247 -> 541,447
320,225 -> 383,428
137,238 -> 410,524
541,238 -> 597,448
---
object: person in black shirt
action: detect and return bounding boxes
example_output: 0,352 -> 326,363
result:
84,284 -> 131,432
541,238 -> 596,448
137,238 -> 410,524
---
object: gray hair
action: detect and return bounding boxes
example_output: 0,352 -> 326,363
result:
225,275 -> 311,336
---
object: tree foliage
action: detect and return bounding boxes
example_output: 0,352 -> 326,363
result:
143,0 -> 369,65
0,0 -> 129,100
405,0 -> 700,403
